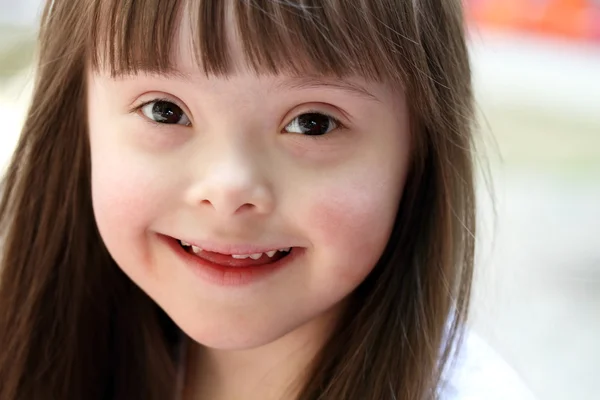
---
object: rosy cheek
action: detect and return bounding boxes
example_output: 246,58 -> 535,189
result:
94,169 -> 144,221
90,155 -> 175,258
307,183 -> 398,283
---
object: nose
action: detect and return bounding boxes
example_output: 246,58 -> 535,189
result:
185,145 -> 275,217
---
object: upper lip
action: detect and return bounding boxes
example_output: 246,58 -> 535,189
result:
172,237 -> 294,255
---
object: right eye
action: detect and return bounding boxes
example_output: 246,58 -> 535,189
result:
140,100 -> 192,126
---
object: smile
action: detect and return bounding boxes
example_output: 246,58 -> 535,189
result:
164,235 -> 300,286
178,240 -> 291,261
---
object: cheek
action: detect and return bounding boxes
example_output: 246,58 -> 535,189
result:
307,174 -> 403,284
92,158 -> 160,233
89,138 -> 179,274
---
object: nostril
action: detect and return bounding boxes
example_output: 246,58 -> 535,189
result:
200,199 -> 213,207
235,203 -> 256,213
193,185 -> 273,215
197,199 -> 256,215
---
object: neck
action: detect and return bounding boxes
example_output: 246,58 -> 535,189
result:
182,306 -> 342,400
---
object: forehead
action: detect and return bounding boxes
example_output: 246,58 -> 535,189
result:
172,4 -> 254,78
89,0 -> 417,84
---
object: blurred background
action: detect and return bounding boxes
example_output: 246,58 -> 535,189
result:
1,1 -> 598,399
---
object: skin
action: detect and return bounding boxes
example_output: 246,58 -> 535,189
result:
87,17 -> 411,400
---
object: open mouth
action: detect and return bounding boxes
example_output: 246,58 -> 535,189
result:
176,239 -> 293,268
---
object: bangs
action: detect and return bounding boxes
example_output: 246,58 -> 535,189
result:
88,0 -> 420,82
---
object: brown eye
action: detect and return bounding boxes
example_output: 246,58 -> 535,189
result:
141,100 -> 191,126
284,113 -> 339,136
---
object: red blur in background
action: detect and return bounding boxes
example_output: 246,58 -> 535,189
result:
466,0 -> 600,43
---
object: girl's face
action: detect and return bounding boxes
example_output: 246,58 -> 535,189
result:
87,25 -> 411,349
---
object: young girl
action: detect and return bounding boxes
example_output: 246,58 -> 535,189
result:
0,0 -> 483,399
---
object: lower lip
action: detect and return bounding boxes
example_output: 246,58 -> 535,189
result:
162,236 -> 299,287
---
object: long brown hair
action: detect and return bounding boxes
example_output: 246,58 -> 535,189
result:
0,0 -> 476,399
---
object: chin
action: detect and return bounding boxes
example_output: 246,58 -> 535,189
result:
185,324 -> 293,351
170,311 -> 298,351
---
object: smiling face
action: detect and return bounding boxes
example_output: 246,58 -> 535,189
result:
87,20 -> 411,349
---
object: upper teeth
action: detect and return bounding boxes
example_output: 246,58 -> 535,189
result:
227,249 -> 291,259
233,253 -> 263,260
179,240 -> 291,259
191,245 -> 202,254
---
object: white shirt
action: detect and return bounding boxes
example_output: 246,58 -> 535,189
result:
440,330 -> 537,400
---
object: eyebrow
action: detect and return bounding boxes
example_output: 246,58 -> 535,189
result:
274,77 -> 381,103
125,70 -> 380,103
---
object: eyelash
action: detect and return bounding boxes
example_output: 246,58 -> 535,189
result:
130,97 -> 190,127
130,99 -> 346,138
285,110 -> 345,140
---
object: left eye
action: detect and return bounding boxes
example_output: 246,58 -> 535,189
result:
140,100 -> 191,126
284,113 -> 339,136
